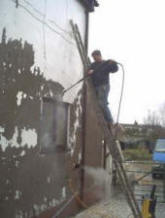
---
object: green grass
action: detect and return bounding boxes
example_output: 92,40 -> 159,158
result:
123,148 -> 152,161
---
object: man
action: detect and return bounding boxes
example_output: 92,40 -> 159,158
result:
88,50 -> 118,128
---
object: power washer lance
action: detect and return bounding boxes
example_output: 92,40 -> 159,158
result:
62,60 -> 123,95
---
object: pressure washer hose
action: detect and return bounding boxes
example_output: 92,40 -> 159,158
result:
116,62 -> 125,124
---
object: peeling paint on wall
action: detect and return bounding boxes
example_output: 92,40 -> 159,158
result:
78,152 -> 82,163
32,196 -> 65,216
0,126 -> 37,151
0,0 -> 87,216
47,176 -> 51,184
21,128 -> 37,147
69,92 -> 82,156
20,150 -> 26,156
16,91 -> 24,106
14,190 -> 22,200
62,186 -> 66,199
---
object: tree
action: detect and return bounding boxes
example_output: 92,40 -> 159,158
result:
143,107 -> 165,139
143,102 -> 165,127
143,110 -> 161,126
159,103 -> 165,127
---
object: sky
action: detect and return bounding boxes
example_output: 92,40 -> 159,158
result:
89,0 -> 165,124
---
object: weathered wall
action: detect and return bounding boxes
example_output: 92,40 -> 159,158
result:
0,1 -> 112,217
82,82 -> 113,205
0,0 -> 86,101
0,0 -> 87,217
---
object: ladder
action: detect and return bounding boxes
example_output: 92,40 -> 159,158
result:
70,20 -> 142,218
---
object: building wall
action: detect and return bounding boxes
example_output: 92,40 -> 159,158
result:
0,0 -> 86,101
0,1 -> 112,217
0,0 -> 87,217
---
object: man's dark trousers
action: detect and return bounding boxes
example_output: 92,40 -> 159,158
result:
95,83 -> 113,123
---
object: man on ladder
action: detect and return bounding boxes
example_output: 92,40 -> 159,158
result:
87,50 -> 118,129
70,21 -> 142,217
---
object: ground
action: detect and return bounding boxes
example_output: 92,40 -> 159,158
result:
74,161 -> 165,218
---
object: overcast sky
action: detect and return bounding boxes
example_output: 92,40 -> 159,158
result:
89,0 -> 165,124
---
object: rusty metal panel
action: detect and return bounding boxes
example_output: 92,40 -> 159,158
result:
40,97 -> 70,153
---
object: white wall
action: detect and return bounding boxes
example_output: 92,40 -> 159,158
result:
0,0 -> 87,150
0,0 -> 87,102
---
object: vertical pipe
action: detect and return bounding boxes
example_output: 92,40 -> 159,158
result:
85,10 -> 89,52
80,10 -> 89,200
103,139 -> 106,169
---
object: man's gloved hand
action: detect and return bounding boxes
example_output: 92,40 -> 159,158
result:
88,69 -> 94,75
108,59 -> 116,65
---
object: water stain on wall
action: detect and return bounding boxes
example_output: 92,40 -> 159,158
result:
0,28 -> 64,141
0,28 -> 69,217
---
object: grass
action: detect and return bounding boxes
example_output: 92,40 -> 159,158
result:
123,148 -> 152,161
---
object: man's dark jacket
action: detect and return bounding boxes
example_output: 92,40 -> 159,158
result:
89,60 -> 118,87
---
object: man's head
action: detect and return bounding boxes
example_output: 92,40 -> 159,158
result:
92,50 -> 102,62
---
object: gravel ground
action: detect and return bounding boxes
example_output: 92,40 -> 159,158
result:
74,187 -> 132,218
74,186 -> 165,218
74,162 -> 165,218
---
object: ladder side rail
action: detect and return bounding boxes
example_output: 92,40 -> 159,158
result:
70,20 -> 88,70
